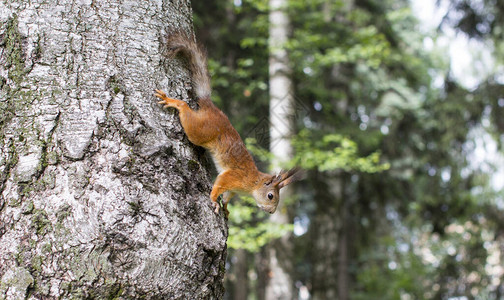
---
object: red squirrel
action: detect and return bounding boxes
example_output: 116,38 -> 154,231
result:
154,32 -> 299,216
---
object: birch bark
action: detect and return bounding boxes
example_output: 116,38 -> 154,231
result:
0,1 -> 227,298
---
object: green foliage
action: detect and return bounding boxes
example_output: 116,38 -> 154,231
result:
244,138 -> 273,163
311,26 -> 391,69
292,129 -> 390,173
227,196 -> 294,252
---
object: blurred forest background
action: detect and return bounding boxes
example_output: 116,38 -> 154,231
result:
193,0 -> 504,299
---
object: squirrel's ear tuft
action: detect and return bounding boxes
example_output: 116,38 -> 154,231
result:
274,167 -> 303,189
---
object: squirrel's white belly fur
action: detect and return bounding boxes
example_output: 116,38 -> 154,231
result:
210,153 -> 225,174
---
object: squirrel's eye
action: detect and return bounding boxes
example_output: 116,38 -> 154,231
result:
267,193 -> 274,200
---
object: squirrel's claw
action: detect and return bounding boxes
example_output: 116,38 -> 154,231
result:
154,89 -> 167,99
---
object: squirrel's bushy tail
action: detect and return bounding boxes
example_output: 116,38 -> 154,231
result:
166,33 -> 211,100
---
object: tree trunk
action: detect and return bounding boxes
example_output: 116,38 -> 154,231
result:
310,175 -> 344,300
265,0 -> 294,299
230,249 -> 249,300
0,1 -> 227,298
337,196 -> 349,300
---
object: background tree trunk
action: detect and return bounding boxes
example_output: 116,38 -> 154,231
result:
310,176 -> 344,300
0,1 -> 227,298
230,249 -> 249,300
265,0 -> 294,299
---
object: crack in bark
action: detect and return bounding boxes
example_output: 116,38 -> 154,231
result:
0,138 -> 18,198
35,110 -> 61,180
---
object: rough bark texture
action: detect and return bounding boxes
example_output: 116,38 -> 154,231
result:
266,0 -> 294,299
0,0 -> 227,298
